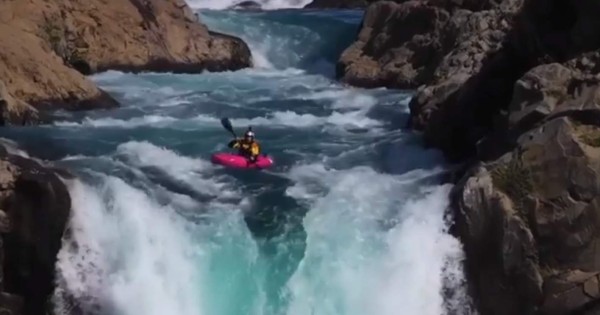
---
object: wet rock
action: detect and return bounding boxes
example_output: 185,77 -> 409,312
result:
0,293 -> 24,315
0,148 -> 71,315
452,164 -> 542,314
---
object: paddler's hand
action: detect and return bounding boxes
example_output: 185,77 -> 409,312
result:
227,139 -> 239,148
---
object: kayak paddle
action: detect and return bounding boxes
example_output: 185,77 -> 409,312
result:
220,117 -> 237,138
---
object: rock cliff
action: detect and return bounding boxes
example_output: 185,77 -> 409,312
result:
339,0 -> 600,313
0,144 -> 71,315
0,0 -> 252,126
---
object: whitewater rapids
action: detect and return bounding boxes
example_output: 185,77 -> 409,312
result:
0,4 -> 474,315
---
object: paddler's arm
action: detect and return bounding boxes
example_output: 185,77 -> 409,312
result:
228,139 -> 240,148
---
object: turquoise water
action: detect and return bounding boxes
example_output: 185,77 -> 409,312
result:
0,8 -> 471,315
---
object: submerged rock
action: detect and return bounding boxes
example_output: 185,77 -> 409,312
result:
0,0 -> 252,125
228,1 -> 263,10
0,145 -> 71,315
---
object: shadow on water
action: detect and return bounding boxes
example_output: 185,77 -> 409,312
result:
219,167 -> 307,240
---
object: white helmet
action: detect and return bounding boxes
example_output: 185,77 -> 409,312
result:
244,127 -> 254,139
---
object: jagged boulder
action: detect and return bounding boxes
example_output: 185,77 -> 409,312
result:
336,1 -> 452,88
454,112 -> 600,314
0,147 -> 71,315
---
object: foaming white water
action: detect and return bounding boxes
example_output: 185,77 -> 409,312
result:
55,177 -> 203,315
54,143 -> 264,315
372,186 -> 466,315
53,108 -> 379,131
284,165 -> 470,315
55,116 -> 178,128
234,110 -> 381,129
197,10 -> 326,70
115,141 -> 241,200
116,141 -> 214,171
187,0 -> 312,10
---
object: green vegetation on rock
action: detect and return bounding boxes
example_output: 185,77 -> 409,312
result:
579,130 -> 600,147
490,156 -> 534,219
41,16 -> 90,74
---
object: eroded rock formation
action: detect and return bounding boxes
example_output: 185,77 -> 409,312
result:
0,0 -> 252,125
339,0 -> 600,313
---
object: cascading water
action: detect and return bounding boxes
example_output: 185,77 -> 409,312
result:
0,4 -> 474,315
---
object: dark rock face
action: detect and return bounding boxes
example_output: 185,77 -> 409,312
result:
337,1 -> 527,162
449,2 -> 600,314
454,110 -> 600,314
336,1 -> 452,88
338,0 -> 600,313
0,148 -> 71,315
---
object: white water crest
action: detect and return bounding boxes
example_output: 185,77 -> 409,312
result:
186,0 -> 312,10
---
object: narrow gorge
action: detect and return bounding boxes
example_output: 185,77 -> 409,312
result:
1,0 -> 598,314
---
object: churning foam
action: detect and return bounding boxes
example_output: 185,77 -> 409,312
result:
54,140 -> 256,315
55,177 -> 204,315
284,164 -> 471,315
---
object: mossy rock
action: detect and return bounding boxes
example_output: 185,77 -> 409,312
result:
490,156 -> 534,220
579,131 -> 600,147
41,18 -> 65,50
41,18 -> 91,74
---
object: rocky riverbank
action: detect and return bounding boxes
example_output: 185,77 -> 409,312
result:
0,0 -> 252,126
338,0 -> 600,314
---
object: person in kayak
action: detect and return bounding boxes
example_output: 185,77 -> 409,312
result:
228,127 -> 261,162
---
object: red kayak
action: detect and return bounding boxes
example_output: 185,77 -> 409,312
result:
211,152 -> 274,169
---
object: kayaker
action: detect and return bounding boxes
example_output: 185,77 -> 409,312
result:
228,127 -> 261,162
